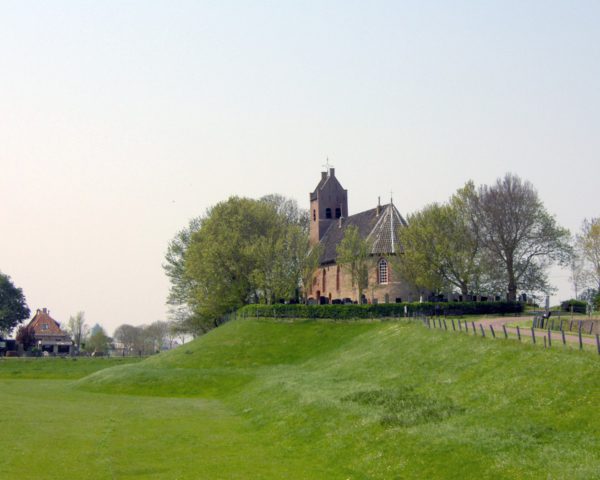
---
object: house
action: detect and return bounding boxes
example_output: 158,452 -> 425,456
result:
308,168 -> 421,304
26,308 -> 73,355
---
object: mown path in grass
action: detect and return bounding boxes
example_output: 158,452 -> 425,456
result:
2,319 -> 599,479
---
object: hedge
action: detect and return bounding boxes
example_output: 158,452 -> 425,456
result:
560,299 -> 587,314
238,301 -> 523,320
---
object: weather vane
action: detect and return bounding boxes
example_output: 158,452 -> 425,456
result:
322,157 -> 333,171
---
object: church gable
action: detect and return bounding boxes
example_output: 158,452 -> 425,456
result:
318,203 -> 407,265
367,204 -> 408,255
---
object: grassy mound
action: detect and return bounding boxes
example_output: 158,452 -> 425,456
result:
5,318 -> 600,478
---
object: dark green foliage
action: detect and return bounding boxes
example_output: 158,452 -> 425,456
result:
0,272 -> 30,333
560,299 -> 587,313
239,301 -> 523,319
15,325 -> 36,350
342,387 -> 464,427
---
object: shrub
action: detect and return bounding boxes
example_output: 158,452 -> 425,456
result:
560,299 -> 587,314
238,301 -> 523,320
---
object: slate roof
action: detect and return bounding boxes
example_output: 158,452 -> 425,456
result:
319,203 -> 408,264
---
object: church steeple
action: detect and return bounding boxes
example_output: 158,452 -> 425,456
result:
309,166 -> 348,246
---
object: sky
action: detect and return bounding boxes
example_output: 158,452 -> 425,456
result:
1,1 -> 599,335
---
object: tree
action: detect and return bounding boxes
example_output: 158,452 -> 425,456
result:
0,272 -> 30,335
336,225 -> 370,302
164,216 -> 203,308
113,324 -> 142,354
576,217 -> 600,291
300,242 -> 323,303
67,312 -> 89,352
569,251 -> 587,299
15,325 -> 36,350
183,196 -> 310,330
85,324 -> 110,354
470,173 -> 571,301
397,184 -> 481,297
144,321 -> 169,353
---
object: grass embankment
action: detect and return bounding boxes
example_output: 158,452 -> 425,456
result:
1,319 -> 599,479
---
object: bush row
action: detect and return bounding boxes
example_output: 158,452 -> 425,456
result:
560,299 -> 588,313
238,301 -> 524,319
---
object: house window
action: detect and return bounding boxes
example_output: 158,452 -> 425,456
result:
325,208 -> 332,219
41,323 -> 49,330
378,258 -> 388,284
335,207 -> 341,218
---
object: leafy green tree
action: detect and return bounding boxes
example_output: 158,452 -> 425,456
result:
300,243 -> 323,303
470,174 -> 571,301
164,217 -> 203,306
85,324 -> 110,354
183,196 -> 311,330
0,272 -> 30,335
397,184 -> 481,297
336,225 -> 370,303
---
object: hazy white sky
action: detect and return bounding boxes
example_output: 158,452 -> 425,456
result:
1,1 -> 599,334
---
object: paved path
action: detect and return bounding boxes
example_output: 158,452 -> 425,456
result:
437,316 -> 599,348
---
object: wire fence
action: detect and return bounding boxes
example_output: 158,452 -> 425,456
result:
419,315 -> 600,355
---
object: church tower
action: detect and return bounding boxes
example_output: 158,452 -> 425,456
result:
309,167 -> 348,246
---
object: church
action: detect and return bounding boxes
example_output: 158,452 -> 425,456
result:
307,167 -> 421,304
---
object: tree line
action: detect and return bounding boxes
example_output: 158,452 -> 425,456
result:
2,173 -> 597,342
164,173 -> 593,337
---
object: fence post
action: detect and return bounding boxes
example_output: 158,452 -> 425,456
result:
578,328 -> 583,351
590,323 -> 594,335
596,334 -> 600,355
531,327 -> 536,344
471,322 -> 476,335
490,325 -> 496,338
561,329 -> 566,346
517,325 -> 521,341
458,319 -> 462,331
502,324 -> 508,339
548,329 -> 551,347
451,319 -> 456,331
443,319 -> 448,331
479,324 -> 485,337
543,336 -> 547,348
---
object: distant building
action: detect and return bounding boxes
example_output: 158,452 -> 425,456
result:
26,308 -> 73,355
308,168 -> 421,304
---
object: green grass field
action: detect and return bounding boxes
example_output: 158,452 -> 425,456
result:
1,318 -> 599,479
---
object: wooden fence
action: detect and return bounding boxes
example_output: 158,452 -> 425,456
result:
419,315 -> 600,355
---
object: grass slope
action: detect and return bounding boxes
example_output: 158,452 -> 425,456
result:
2,319 -> 599,479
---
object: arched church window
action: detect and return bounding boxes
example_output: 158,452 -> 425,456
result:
378,258 -> 388,284
335,207 -> 341,218
336,265 -> 340,291
313,209 -> 316,221
325,208 -> 332,219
